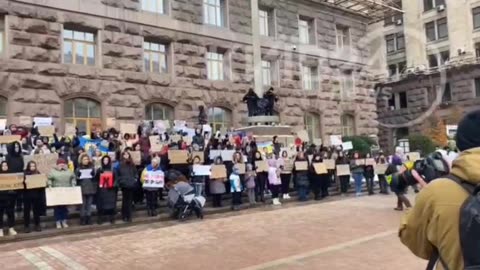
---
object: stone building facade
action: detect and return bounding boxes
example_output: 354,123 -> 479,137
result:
0,0 -> 378,140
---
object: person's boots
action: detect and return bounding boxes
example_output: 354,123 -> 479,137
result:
86,216 -> 92,225
80,217 -> 86,226
394,197 -> 403,211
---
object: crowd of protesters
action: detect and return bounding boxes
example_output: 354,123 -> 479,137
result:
0,122 -> 399,237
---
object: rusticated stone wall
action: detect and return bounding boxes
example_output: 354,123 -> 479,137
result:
0,0 -> 378,140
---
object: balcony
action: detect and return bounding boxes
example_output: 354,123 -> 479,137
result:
320,0 -> 404,23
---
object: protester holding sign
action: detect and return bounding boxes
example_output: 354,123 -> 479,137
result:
268,159 -> 282,205
253,151 -> 267,203
336,152 -> 350,195
279,151 -> 292,200
0,161 -> 17,236
244,164 -> 256,205
115,151 -> 138,223
293,152 -> 310,201
229,167 -> 242,210
190,156 -> 206,197
75,154 -> 97,226
363,153 -> 375,195
6,141 -> 25,213
141,156 -> 165,217
47,158 -> 76,229
23,161 -> 46,233
309,154 -> 329,200
376,153 -> 390,194
350,152 -> 365,197
210,157 -> 226,208
95,156 -> 116,225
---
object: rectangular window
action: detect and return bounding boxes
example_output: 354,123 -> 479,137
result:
476,43 -> 480,58
144,41 -> 168,73
428,54 -> 438,67
474,7 -> 480,29
475,78 -> 480,98
388,64 -> 397,77
386,34 -> 395,53
63,29 -> 96,66
442,83 -> 452,102
336,25 -> 350,50
259,8 -> 275,37
425,21 -> 436,42
261,60 -> 272,86
399,92 -> 408,108
398,61 -> 406,74
302,65 -> 318,90
396,33 -> 405,50
424,0 -> 445,11
0,17 -> 4,55
299,16 -> 315,45
204,0 -> 225,27
141,0 -> 166,14
437,18 -> 448,39
440,50 -> 450,65
341,71 -> 354,99
388,94 -> 395,108
207,51 -> 224,80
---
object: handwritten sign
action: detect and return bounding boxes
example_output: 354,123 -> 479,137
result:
46,187 -> 83,206
19,116 -> 32,126
28,153 -> 59,175
330,135 -> 343,146
193,165 -> 211,176
65,123 -> 76,136
25,174 -> 48,189
221,150 -> 236,162
336,165 -> 351,176
342,141 -> 353,151
209,150 -> 222,160
120,123 -> 137,134
130,151 -> 142,165
406,152 -> 421,162
313,163 -> 328,174
281,159 -> 293,172
0,135 -> 21,144
149,136 -> 163,152
168,150 -> 189,164
255,160 -> 268,172
190,151 -> 204,163
143,170 -> 165,189
233,163 -> 246,174
34,117 -> 52,127
324,159 -> 336,170
295,161 -> 308,171
365,158 -> 376,166
374,164 -> 389,175
0,173 -> 24,191
355,159 -> 365,166
211,165 -> 227,179
38,126 -> 55,137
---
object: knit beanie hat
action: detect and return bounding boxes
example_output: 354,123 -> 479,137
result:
456,110 -> 480,151
56,158 -> 67,165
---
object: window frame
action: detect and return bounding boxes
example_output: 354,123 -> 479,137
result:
341,114 -> 355,137
298,16 -> 315,45
301,65 -> 318,91
442,83 -> 452,103
143,41 -> 169,73
145,103 -> 174,124
0,96 -> 7,119
64,98 -> 102,134
425,18 -> 448,42
141,0 -> 167,14
473,7 -> 480,29
340,71 -> 355,99
0,17 -> 4,57
203,0 -> 227,28
63,28 -> 96,66
304,113 -> 321,140
336,24 -> 350,51
261,60 -> 272,87
207,107 -> 232,133
206,50 -> 227,81
475,78 -> 480,98
424,0 -> 445,12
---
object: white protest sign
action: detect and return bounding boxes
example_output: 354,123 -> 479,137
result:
79,169 -> 93,179
330,135 -> 343,146
209,150 -> 222,160
221,150 -> 236,161
143,170 -> 165,189
342,141 -> 353,151
33,117 -> 52,127
202,125 -> 212,135
193,165 -> 211,176
46,187 -> 83,206
0,119 -> 6,131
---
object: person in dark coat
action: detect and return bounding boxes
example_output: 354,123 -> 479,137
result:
293,152 -> 309,201
364,153 -> 375,195
115,151 -> 138,222
253,151 -> 267,203
0,161 -> 17,236
263,87 -> 278,116
95,155 -> 117,224
23,161 -> 46,233
6,142 -> 24,213
243,88 -> 259,116
75,153 -> 97,225
192,128 -> 205,150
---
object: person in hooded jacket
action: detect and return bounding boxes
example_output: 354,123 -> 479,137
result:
293,151 -> 310,201
75,153 -> 97,225
95,155 -> 117,224
364,153 -> 375,195
253,151 -> 267,203
6,142 -> 24,213
0,161 -> 17,236
21,137 -> 32,155
336,151 -> 350,195
192,128 -> 205,150
115,151 -> 138,222
309,154 -> 330,200
23,161 -> 46,233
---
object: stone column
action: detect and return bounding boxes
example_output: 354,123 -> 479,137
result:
251,0 -> 263,97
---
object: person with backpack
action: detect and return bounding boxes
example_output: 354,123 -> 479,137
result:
399,110 -> 480,270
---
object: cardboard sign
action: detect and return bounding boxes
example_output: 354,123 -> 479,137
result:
233,163 -> 246,174
120,123 -> 137,134
0,135 -> 21,144
19,116 -> 32,126
190,151 -> 204,163
38,126 -> 55,137
193,165 -> 211,176
65,123 -> 76,136
130,151 -> 142,165
33,117 -> 52,127
106,118 -> 116,128
336,164 -> 351,176
342,141 -> 353,151
211,165 -> 227,179
29,153 -> 59,175
296,130 -> 310,142
330,135 -> 343,146
25,174 -> 48,189
374,163 -> 389,175
183,136 -> 193,145
313,138 -> 322,146
281,159 -> 293,172
171,134 -> 181,143
314,163 -> 328,174
168,150 -> 189,164
295,161 -> 308,171
149,136 -> 163,152
324,159 -> 336,170
365,158 -> 376,166
143,170 -> 165,189
46,187 -> 83,206
255,160 -> 269,172
355,159 -> 365,166
406,152 -> 421,162
0,173 -> 24,191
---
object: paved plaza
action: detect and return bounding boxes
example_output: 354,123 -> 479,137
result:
0,195 -> 424,270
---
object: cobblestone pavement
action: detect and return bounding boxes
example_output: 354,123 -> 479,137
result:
0,194 -> 425,270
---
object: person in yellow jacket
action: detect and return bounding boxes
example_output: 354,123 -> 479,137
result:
399,110 -> 480,270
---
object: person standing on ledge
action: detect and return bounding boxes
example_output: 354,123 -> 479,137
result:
243,88 -> 259,117
264,87 -> 278,116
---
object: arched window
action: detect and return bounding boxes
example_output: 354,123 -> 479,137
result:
304,113 -> 320,140
145,103 -> 174,123
64,98 -> 101,134
341,114 -> 355,136
0,97 -> 7,119
208,107 -> 232,132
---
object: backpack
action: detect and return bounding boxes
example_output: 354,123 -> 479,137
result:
415,152 -> 450,183
427,174 -> 480,270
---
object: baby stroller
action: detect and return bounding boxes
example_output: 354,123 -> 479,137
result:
168,181 -> 206,221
